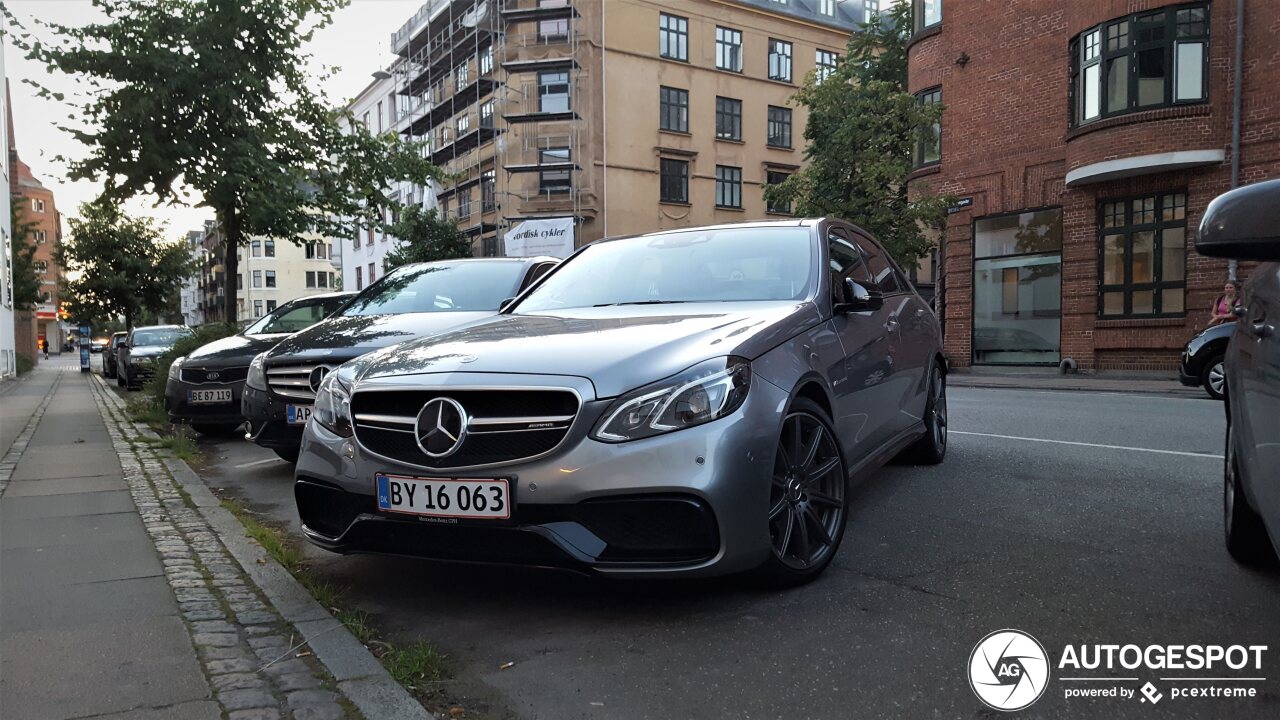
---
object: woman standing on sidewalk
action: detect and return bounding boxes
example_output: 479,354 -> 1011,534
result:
1208,280 -> 1242,326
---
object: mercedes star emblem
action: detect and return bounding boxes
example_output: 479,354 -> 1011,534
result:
308,365 -> 332,393
414,397 -> 469,458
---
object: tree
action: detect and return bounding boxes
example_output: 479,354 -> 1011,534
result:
9,202 -> 42,311
764,2 -> 950,267
16,0 -> 442,322
58,200 -> 197,329
382,205 -> 473,271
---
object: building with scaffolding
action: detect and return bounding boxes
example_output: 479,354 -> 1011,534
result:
377,0 -> 869,258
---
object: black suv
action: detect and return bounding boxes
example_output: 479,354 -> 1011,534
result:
243,257 -> 558,462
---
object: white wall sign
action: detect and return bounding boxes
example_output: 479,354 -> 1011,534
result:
504,217 -> 575,258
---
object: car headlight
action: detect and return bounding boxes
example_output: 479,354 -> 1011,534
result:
132,355 -> 154,365
168,356 -> 186,380
313,373 -> 353,438
592,356 -> 751,442
246,353 -> 268,391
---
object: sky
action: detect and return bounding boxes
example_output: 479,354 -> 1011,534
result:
4,0 -> 423,240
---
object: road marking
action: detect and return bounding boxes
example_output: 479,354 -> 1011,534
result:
951,431 -> 1222,460
234,458 -> 283,469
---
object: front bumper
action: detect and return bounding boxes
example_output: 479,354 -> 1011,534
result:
125,361 -> 159,385
166,378 -> 248,425
294,374 -> 789,578
242,384 -> 310,450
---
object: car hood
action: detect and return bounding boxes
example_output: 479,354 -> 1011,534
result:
185,333 -> 288,366
1186,321 -> 1236,353
356,301 -> 821,399
266,311 -> 496,364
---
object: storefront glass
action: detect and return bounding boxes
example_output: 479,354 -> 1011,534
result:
972,209 -> 1063,365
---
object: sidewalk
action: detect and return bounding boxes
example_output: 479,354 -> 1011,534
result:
947,365 -> 1203,397
0,359 -> 420,719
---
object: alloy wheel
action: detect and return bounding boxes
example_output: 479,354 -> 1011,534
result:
931,368 -> 948,451
1208,362 -> 1226,396
769,411 -> 845,570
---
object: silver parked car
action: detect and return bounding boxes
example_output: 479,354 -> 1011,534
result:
1196,179 -> 1280,565
294,219 -> 947,584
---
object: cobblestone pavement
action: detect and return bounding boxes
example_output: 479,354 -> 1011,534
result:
86,374 -> 359,720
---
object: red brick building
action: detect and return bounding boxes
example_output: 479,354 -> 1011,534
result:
907,0 -> 1279,370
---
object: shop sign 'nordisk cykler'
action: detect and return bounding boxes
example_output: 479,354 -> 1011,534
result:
503,217 -> 574,259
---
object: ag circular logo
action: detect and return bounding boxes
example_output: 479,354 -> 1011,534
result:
414,397 -> 468,458
968,629 -> 1050,712
307,365 -> 333,393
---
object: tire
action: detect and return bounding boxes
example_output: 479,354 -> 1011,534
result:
899,362 -> 948,465
1200,352 -> 1226,401
753,397 -> 848,587
1224,422 -> 1277,566
273,447 -> 300,464
192,423 -> 242,437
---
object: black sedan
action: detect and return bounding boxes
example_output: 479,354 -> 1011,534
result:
243,257 -> 558,462
1178,322 -> 1234,400
102,332 -> 128,378
165,292 -> 354,435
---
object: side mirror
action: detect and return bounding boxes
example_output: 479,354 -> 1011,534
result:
1197,178 -> 1280,261
499,297 -> 517,312
834,279 -> 883,314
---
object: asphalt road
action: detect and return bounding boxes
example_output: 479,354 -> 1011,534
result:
184,385 -> 1280,720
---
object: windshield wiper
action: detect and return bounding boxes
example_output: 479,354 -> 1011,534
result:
592,300 -> 691,307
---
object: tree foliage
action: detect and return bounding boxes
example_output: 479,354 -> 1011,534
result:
8,202 -> 42,311
764,2 -> 950,267
382,205 -> 473,271
15,0 -> 443,321
58,201 -> 197,328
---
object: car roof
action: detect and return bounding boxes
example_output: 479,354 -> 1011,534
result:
593,218 -> 832,246
111,331 -> 128,338
131,324 -> 188,331
294,290 -> 357,301
397,257 -> 559,273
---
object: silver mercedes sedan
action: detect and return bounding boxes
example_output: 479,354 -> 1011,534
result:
294,219 -> 947,584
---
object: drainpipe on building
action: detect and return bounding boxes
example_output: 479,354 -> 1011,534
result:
1228,0 -> 1244,281
600,0 -> 608,240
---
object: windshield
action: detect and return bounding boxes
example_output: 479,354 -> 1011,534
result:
341,262 -> 524,317
514,227 -> 814,312
244,295 -> 350,335
132,328 -> 189,346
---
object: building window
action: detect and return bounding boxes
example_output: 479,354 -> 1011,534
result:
355,266 -> 363,290
479,45 -> 494,75
34,230 -> 47,244
768,39 -> 792,82
352,223 -> 360,250
265,270 -> 276,288
913,0 -> 942,32
252,270 -> 262,288
455,61 -> 469,89
481,169 -> 497,211
456,113 -> 471,135
458,189 -> 472,219
318,271 -> 329,288
33,260 -> 48,273
540,148 -> 572,195
1070,6 -> 1208,127
266,300 -> 277,313
251,240 -> 262,257
973,209 -> 1063,365
305,271 -> 316,288
367,225 -> 375,246
816,49 -> 838,82
818,0 -> 835,16
432,78 -> 445,103
376,101 -> 384,133
659,86 -> 689,133
264,239 -> 275,257
254,300 -> 263,317
659,13 -> 688,61
1099,193 -> 1187,318
715,165 -> 742,209
368,262 -> 376,284
865,0 -> 880,16
304,242 -> 326,260
716,27 -> 742,72
913,87 -> 941,167
766,171 -> 791,214
31,198 -> 45,213
480,100 -> 495,129
767,106 -> 792,148
539,71 -> 570,113
715,97 -> 742,141
482,237 -> 499,257
660,158 -> 689,204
